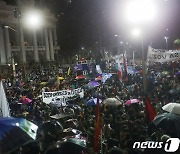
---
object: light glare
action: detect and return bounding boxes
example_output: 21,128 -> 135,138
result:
24,10 -> 43,29
125,0 -> 156,23
132,28 -> 141,37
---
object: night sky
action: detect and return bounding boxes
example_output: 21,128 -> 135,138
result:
5,0 -> 180,58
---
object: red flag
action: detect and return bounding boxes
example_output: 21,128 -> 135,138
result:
123,53 -> 128,81
144,97 -> 156,123
93,98 -> 101,152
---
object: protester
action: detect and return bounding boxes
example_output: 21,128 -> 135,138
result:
1,60 -> 180,154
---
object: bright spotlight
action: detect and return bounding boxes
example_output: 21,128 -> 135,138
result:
24,10 -> 43,29
124,0 -> 156,24
132,28 -> 141,37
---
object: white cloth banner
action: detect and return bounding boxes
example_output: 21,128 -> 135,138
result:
0,81 -> 10,117
113,54 -> 123,64
96,65 -> 102,74
42,88 -> 84,106
147,46 -> 180,62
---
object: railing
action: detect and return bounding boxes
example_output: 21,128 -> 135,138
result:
11,45 -> 60,51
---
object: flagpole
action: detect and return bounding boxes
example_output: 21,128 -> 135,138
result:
101,129 -> 103,154
142,38 -> 147,93
133,51 -> 135,69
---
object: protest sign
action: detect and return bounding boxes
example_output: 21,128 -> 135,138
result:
147,46 -> 180,62
42,88 -> 84,106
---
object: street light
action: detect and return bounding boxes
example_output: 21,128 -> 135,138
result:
164,36 -> 169,50
164,29 -> 169,50
124,0 -> 157,93
131,27 -> 147,92
23,10 -> 43,29
132,28 -> 141,37
124,0 -> 157,24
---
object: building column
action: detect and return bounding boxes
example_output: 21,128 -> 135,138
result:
44,28 -> 50,61
0,25 -> 6,65
4,27 -> 11,63
53,28 -> 57,46
20,24 -> 26,63
49,28 -> 54,61
33,29 -> 39,62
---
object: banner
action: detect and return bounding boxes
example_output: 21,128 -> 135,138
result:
147,46 -> 180,62
101,73 -> 112,83
96,65 -> 102,74
113,54 -> 123,64
0,81 -> 10,117
42,88 -> 84,107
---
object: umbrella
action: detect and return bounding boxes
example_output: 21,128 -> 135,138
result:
75,75 -> 85,80
19,96 -> 32,104
95,76 -> 102,81
88,81 -> 100,87
58,77 -> 64,80
162,71 -> 169,76
162,103 -> 180,115
64,119 -> 78,128
50,114 -> 73,120
152,113 -> 180,137
45,137 -> 87,154
125,99 -> 140,106
86,98 -> 102,106
83,84 -> 95,90
0,117 -> 38,154
62,128 -> 82,138
40,82 -> 47,86
175,71 -> 180,76
103,98 -> 122,106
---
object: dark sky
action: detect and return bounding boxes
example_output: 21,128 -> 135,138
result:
5,0 -> 180,57
48,0 -> 180,55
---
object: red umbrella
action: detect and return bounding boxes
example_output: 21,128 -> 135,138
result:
125,99 -> 140,106
75,75 -> 85,80
95,76 -> 102,81
19,96 -> 32,104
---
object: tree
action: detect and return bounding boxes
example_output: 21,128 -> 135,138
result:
174,39 -> 180,49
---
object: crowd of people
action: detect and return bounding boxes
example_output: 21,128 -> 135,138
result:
2,60 -> 180,154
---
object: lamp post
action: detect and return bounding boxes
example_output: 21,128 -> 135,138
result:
164,36 -> 169,50
131,28 -> 146,91
14,8 -> 43,80
124,0 -> 157,93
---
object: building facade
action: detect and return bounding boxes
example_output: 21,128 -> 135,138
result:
0,0 -> 60,68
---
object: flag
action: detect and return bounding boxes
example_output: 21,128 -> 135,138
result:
93,97 -> 101,152
0,81 -> 10,117
117,62 -> 122,81
144,97 -> 156,123
96,65 -> 102,74
101,73 -> 112,83
123,53 -> 128,81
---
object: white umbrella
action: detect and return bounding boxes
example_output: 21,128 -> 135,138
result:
162,103 -> 180,115
103,98 -> 122,106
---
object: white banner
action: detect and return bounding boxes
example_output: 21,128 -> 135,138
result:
113,54 -> 123,64
42,88 -> 84,106
0,81 -> 10,117
147,46 -> 180,62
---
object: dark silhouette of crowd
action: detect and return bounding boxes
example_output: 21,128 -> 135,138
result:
2,60 -> 180,154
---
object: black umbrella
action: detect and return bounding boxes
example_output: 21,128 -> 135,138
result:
37,121 -> 63,144
152,113 -> 180,137
45,137 -> 87,154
